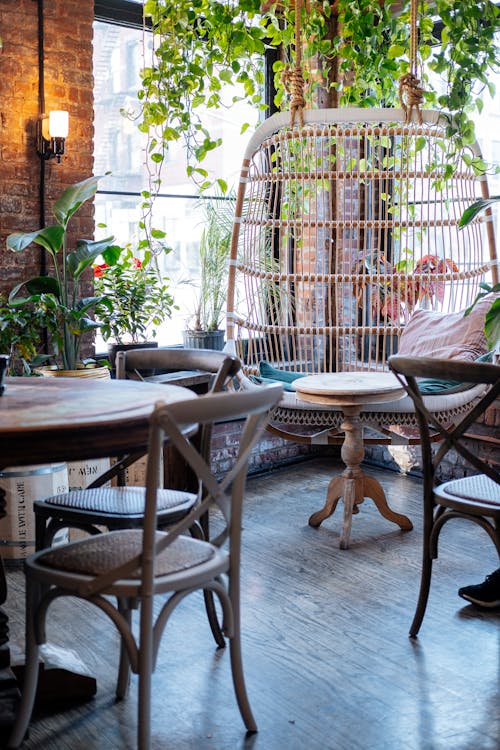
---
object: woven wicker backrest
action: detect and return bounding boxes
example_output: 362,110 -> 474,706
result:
226,108 -> 498,377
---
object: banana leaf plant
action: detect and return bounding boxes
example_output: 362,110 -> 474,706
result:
6,176 -> 115,371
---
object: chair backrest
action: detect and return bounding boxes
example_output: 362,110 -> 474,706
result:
115,347 -> 241,393
389,356 -> 500,486
116,347 -> 241,466
78,384 -> 283,597
226,108 -> 498,378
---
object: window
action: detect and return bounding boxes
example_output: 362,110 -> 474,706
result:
93,5 -> 262,346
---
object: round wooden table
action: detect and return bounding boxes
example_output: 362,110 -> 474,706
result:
294,372 -> 413,549
0,376 -> 197,727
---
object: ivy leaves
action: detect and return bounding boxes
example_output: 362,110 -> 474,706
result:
140,0 -> 265,189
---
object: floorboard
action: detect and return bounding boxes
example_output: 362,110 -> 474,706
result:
4,457 -> 500,750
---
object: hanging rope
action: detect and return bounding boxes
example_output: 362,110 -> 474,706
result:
281,0 -> 306,127
399,0 -> 424,123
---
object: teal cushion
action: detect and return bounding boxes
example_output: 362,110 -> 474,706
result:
417,351 -> 493,394
259,361 -> 307,384
255,352 -> 493,395
250,361 -> 307,392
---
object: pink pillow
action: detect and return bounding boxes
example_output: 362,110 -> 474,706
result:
398,294 -> 495,361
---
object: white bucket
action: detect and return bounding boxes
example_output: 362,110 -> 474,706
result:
0,463 -> 69,563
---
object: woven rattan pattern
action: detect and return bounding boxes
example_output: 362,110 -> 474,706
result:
270,401 -> 480,429
444,475 -> 500,505
44,487 -> 197,515
38,530 -> 215,578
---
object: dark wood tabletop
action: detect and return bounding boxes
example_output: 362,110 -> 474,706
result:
0,376 -> 197,469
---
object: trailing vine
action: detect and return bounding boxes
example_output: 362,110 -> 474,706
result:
136,0 -> 500,193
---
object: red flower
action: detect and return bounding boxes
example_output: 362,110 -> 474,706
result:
93,263 -> 110,278
132,257 -> 142,269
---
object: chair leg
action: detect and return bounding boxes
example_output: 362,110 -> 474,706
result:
229,621 -> 257,733
189,522 -> 225,648
227,578 -> 257,733
137,601 -> 154,750
7,579 -> 42,749
35,513 -> 48,552
116,599 -> 132,699
409,543 -> 433,638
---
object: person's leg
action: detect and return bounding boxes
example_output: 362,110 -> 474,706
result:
458,567 -> 500,608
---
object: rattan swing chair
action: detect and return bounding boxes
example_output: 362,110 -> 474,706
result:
225,0 -> 499,546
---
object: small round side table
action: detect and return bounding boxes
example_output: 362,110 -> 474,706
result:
294,372 -> 414,549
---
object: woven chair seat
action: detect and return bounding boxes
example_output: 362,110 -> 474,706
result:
40,487 -> 197,516
38,529 -> 216,578
439,475 -> 500,507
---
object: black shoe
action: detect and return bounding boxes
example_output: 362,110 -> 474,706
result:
458,568 -> 500,609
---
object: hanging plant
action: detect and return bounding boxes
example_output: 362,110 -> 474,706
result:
138,0 -> 267,192
136,0 -> 499,194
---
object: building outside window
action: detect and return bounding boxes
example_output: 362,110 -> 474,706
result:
93,11 -> 260,346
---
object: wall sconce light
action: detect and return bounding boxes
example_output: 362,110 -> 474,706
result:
37,110 -> 69,162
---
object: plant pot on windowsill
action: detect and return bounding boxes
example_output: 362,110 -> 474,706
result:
182,329 -> 225,351
34,364 -> 111,380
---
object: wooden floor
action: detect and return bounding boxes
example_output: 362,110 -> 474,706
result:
4,457 -> 500,750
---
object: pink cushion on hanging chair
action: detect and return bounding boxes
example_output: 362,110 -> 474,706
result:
398,294 -> 496,361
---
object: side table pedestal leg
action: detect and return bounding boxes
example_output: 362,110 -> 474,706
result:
308,406 -> 412,548
362,475 -> 413,531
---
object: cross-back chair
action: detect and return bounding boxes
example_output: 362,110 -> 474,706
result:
389,355 -> 500,636
226,107 -> 498,540
7,383 -> 283,750
33,348 -> 240,647
33,348 -> 240,546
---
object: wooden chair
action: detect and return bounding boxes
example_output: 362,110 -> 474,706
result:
33,348 -> 240,647
7,384 -> 283,750
226,107 -> 498,539
34,348 -> 240,546
388,355 -> 500,636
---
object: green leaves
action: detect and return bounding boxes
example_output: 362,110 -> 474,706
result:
52,175 -> 102,228
459,196 -> 500,227
67,237 -> 115,281
6,176 -> 113,370
139,0 -> 265,190
7,226 -> 65,257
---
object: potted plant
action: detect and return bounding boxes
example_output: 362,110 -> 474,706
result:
6,176 -> 114,375
183,191 -> 235,350
0,294 -> 57,376
93,241 -> 177,365
354,250 -> 459,361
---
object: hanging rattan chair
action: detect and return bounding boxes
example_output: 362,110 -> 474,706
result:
225,106 -> 498,543
224,4 -> 498,545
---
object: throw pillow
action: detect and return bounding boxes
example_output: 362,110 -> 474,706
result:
398,293 -> 496,361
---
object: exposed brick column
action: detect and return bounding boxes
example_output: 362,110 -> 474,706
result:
0,0 -> 95,306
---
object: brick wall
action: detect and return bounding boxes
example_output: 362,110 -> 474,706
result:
211,420 -> 320,477
0,0 -> 95,306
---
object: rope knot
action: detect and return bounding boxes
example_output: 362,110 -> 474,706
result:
399,72 -> 424,124
282,64 -> 305,128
